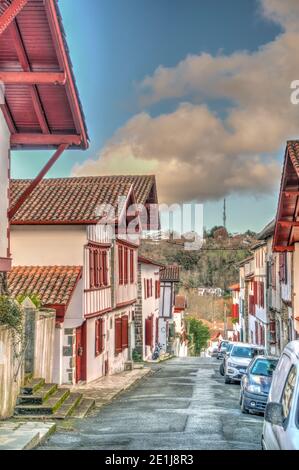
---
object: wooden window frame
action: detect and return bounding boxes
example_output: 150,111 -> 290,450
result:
89,244 -> 109,290
119,245 -> 124,285
95,317 -> 105,356
130,249 -> 134,284
124,247 -> 128,285
115,315 -> 129,355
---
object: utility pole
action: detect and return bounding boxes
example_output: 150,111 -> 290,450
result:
223,198 -> 227,229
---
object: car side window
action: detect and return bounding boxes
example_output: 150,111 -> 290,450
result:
281,366 -> 297,423
271,353 -> 291,401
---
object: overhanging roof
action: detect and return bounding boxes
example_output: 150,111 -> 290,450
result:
273,141 -> 299,252
0,0 -> 88,150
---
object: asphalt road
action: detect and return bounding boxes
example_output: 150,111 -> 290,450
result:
40,357 -> 264,450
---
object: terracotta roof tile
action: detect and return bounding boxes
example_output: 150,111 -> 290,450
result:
160,265 -> 180,282
175,295 -> 187,309
10,175 -> 157,224
8,266 -> 82,306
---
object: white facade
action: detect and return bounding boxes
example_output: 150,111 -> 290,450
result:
0,108 -> 10,272
139,262 -> 160,360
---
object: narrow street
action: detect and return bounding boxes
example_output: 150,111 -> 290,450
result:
40,357 -> 263,450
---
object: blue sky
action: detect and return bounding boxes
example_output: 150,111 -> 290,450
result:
11,0 -> 291,233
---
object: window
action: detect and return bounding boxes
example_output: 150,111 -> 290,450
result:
130,249 -> 134,284
155,280 -> 160,299
124,247 -> 128,284
119,245 -> 124,285
281,366 -> 297,423
145,315 -> 153,347
95,318 -> 105,356
279,252 -> 288,284
115,316 -> 129,354
88,244 -> 109,289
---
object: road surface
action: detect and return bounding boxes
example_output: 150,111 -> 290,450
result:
40,357 -> 263,450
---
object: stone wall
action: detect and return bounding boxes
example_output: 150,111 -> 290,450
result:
0,300 -> 56,419
0,325 -> 23,419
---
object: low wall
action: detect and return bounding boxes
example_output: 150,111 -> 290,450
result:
34,310 -> 55,383
0,326 -> 23,419
0,302 -> 56,419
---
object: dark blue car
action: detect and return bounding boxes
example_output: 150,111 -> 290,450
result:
239,355 -> 278,414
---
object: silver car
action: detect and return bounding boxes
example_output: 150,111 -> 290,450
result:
224,342 -> 265,384
262,341 -> 299,450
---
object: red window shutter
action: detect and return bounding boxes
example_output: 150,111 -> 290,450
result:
145,318 -> 152,347
253,281 -> 258,304
124,247 -> 128,284
119,245 -> 124,285
115,318 -> 122,354
150,279 -> 153,297
89,247 -> 95,288
130,249 -> 134,284
144,279 -> 147,299
102,251 -> 108,286
156,317 -> 159,342
121,315 -> 129,349
95,319 -> 104,356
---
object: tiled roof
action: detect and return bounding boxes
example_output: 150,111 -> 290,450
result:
160,265 -> 180,282
175,295 -> 187,309
257,219 -> 275,241
138,255 -> 164,267
10,175 -> 157,223
8,266 -> 82,306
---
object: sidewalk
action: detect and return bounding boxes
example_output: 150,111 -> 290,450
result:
68,366 -> 152,409
0,421 -> 56,450
0,366 -> 152,449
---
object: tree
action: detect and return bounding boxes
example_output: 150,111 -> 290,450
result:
186,318 -> 210,355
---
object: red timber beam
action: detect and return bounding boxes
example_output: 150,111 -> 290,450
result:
0,0 -> 28,35
0,71 -> 66,85
45,0 -> 88,149
277,220 -> 299,228
11,133 -> 81,146
274,246 -> 295,253
10,20 -> 50,134
8,144 -> 69,220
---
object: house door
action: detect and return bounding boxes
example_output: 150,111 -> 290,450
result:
76,322 -> 87,383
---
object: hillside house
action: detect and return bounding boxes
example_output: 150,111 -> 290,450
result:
135,256 -> 162,360
10,175 -> 159,383
229,284 -> 240,341
172,294 -> 188,357
159,265 -> 180,352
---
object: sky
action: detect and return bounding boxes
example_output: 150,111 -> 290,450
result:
11,0 -> 299,233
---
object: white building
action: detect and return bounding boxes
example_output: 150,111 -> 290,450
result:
159,265 -> 180,353
134,256 -> 162,360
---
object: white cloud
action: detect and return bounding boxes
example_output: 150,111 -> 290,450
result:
74,0 -> 299,205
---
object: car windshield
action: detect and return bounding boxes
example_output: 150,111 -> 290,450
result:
250,358 -> 278,377
221,342 -> 229,350
232,346 -> 263,358
226,343 -> 233,352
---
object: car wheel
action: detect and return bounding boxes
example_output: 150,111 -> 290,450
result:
219,363 -> 224,376
241,396 -> 249,414
224,375 -> 231,384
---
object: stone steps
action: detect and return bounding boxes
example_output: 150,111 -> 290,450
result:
14,377 -> 95,421
71,398 -> 95,419
15,388 -> 70,416
17,383 -> 58,405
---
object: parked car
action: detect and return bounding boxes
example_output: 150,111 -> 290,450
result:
211,346 -> 219,358
217,340 -> 230,360
240,356 -> 278,414
224,343 -> 265,384
262,341 -> 299,450
219,342 -> 235,376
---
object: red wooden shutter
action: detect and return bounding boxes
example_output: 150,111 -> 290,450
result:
89,247 -> 95,288
118,245 -> 123,285
95,318 -> 104,356
102,251 -> 108,286
150,279 -> 153,297
121,315 -> 129,349
115,318 -> 122,354
124,247 -> 128,284
253,281 -> 258,304
130,249 -> 134,284
145,318 -> 151,346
